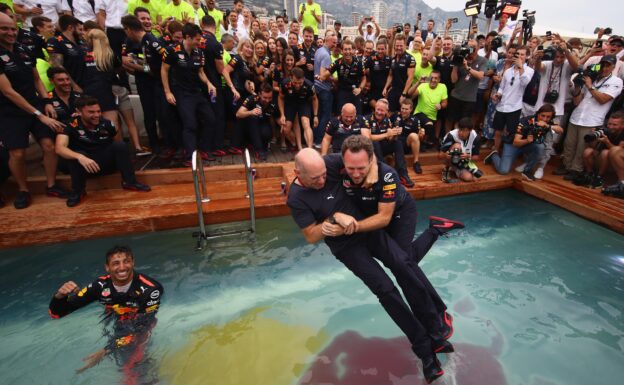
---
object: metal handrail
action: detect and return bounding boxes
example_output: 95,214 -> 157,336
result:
191,149 -> 256,250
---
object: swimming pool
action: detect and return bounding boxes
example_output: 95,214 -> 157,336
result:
0,190 -> 622,385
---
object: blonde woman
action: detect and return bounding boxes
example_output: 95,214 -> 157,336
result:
83,29 -> 120,135
222,38 -> 257,105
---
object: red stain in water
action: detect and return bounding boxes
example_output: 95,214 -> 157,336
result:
297,330 -> 508,385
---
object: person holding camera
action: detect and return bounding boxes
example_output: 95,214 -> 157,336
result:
580,36 -> 624,79
603,111 -> 624,198
559,55 -> 623,180
572,111 -> 624,188
485,104 -> 560,180
491,45 -> 534,153
358,17 -> 380,43
447,40 -> 485,131
439,117 -> 481,183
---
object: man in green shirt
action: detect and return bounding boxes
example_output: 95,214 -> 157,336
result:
410,70 -> 448,145
298,0 -> 321,37
205,0 -> 223,41
160,0 -> 195,23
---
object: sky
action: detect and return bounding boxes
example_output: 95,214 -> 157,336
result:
422,0 -> 620,35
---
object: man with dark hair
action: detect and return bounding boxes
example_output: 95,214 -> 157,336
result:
383,34 -> 415,113
361,98 -> 414,187
47,66 -> 82,123
439,117 -> 482,183
0,12 -> 67,209
199,14 -> 227,158
313,30 -> 336,146
295,25 -> 316,82
161,23 -> 218,166
421,19 -> 437,42
447,39 -> 485,132
16,15 -> 51,60
49,245 -> 163,381
603,111 -> 624,198
47,14 -> 86,91
390,98 -> 425,174
322,39 -> 365,114
278,66 -> 318,150
235,82 -> 280,161
55,97 -> 150,207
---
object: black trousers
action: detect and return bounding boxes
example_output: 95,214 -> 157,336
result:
374,139 -> 408,175
336,88 -> 362,114
334,230 -> 434,359
203,89 -> 226,151
67,141 -> 136,193
173,89 -> 215,158
135,77 -> 167,151
233,116 -> 272,153
0,144 -> 9,185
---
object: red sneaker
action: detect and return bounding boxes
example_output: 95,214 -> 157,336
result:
429,216 -> 464,234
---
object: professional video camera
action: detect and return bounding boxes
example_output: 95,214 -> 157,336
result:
538,45 -> 557,61
448,148 -> 483,178
584,129 -> 606,143
394,23 -> 403,34
452,44 -> 474,65
572,64 -> 600,87
491,36 -> 503,52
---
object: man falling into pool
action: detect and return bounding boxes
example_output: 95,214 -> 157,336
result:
48,245 -> 163,382
287,148 -> 462,383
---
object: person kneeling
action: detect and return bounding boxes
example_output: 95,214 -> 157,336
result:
55,97 -> 151,207
439,117 -> 482,183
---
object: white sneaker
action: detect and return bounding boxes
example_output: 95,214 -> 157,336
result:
515,163 -> 527,173
534,168 -> 544,179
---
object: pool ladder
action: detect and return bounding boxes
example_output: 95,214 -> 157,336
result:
191,149 -> 256,250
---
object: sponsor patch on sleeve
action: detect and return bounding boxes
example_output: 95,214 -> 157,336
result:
383,183 -> 396,191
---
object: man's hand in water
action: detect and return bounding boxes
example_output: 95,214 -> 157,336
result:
76,348 -> 108,373
54,281 -> 80,299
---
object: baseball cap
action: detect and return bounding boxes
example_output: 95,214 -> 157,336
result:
600,54 -> 617,65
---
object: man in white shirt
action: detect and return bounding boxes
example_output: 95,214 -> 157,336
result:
275,14 -> 288,40
13,0 -> 71,27
582,36 -> 624,80
560,55 -> 623,179
491,45 -> 534,153
71,0 -> 97,23
358,18 -> 379,42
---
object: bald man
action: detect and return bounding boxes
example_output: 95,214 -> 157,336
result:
287,148 -> 447,383
320,103 -> 368,155
0,12 -> 67,209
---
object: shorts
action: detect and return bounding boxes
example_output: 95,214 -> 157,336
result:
0,110 -> 54,150
475,88 -> 488,114
492,109 -> 521,133
447,96 -> 475,122
112,85 -> 133,112
284,101 -> 312,122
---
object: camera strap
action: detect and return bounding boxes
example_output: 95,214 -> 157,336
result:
594,74 -> 612,90
547,63 -> 563,92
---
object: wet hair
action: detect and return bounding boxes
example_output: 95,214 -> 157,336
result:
75,96 -> 100,110
341,135 -> 374,160
457,117 -> 473,130
105,245 -> 134,264
58,15 -> 82,32
47,66 -> 69,80
121,15 -> 143,32
183,23 -> 202,38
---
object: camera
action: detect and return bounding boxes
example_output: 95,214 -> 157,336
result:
584,129 -> 606,143
448,148 -> 483,178
572,65 -> 600,87
449,17 -> 458,24
491,36 -> 503,52
394,23 -> 403,34
604,27 -> 613,35
543,89 -> 559,103
452,44 -> 473,65
541,46 -> 556,61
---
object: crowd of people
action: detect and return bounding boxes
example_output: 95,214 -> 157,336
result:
0,0 -> 623,212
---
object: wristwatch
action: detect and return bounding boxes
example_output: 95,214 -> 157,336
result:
589,86 -> 596,91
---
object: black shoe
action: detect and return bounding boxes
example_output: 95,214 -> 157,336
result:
122,182 -> 151,192
432,339 -> 455,354
603,182 -> 624,197
521,171 -> 536,182
429,216 -> 465,235
46,184 -> 69,198
440,311 -> 454,340
483,150 -> 497,165
552,165 -> 569,175
66,191 -> 86,207
590,175 -> 604,189
413,161 -> 423,174
422,355 -> 444,384
400,172 -> 415,188
564,170 -> 581,181
571,172 -> 591,185
13,191 -> 31,209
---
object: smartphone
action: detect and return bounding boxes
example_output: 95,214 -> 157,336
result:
537,45 -> 544,51
36,3 -> 42,7
418,12 -> 422,18
596,40 -> 603,48
451,18 -> 458,24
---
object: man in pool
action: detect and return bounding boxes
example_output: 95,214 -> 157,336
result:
48,245 -> 163,380
288,148 -> 448,383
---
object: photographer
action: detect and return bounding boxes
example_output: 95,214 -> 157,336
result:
439,117 -> 481,183
603,112 -> 624,198
581,36 -> 624,79
485,104 -> 560,180
560,55 -> 623,180
447,40 -> 485,131
492,45 -> 534,153
573,111 -> 624,188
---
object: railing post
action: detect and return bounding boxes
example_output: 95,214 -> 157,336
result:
192,151 -> 207,248
244,149 -> 256,233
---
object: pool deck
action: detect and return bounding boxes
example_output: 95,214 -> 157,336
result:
1,152 -> 623,249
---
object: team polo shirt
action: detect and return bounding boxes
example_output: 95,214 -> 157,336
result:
241,95 -> 279,121
280,78 -> 316,103
63,116 -> 117,153
46,33 -> 87,87
17,28 -> 46,60
390,113 -> 420,138
324,115 -> 368,153
327,57 -> 364,90
390,52 -> 415,89
163,43 -> 205,93
365,52 -> 391,90
298,2 -> 321,35
363,114 -> 392,135
200,31 -> 223,87
414,83 -> 448,120
295,42 -> 317,81
0,42 -> 38,111
48,90 -> 81,123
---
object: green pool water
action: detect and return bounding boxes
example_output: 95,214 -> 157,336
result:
0,190 -> 622,385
